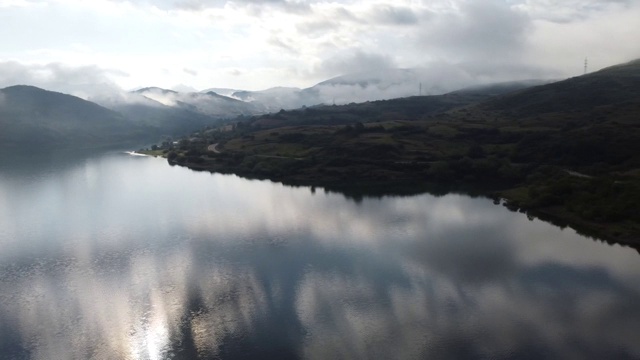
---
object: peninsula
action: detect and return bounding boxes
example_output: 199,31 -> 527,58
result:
142,59 -> 640,249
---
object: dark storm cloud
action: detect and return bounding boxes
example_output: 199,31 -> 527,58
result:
420,0 -> 531,61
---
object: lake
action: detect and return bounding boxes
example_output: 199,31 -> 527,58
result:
0,151 -> 639,359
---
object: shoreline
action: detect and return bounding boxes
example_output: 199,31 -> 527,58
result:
141,149 -> 640,251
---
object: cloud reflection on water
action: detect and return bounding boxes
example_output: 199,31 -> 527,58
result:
0,153 -> 639,359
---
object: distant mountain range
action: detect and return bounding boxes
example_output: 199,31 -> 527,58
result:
0,66 -> 559,151
223,68 -> 479,111
98,66 -> 555,122
132,87 -> 265,116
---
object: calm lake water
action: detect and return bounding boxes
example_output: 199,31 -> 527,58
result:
0,151 -> 639,360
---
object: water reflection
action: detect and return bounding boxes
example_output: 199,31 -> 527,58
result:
0,153 -> 639,359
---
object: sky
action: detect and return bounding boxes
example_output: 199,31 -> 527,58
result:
1,0 -> 639,96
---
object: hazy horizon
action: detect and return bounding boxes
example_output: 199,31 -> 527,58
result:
1,0 -> 639,98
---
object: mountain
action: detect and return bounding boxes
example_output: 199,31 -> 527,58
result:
92,91 -> 218,136
134,87 -> 264,117
199,87 -> 243,97
481,59 -> 640,115
226,70 -> 442,111
308,68 -> 447,100
231,87 -> 305,111
93,87 -> 269,138
0,85 -> 149,150
462,58 -> 640,169
448,79 -> 555,97
306,67 -> 520,104
225,79 -> 554,129
220,68 -> 554,111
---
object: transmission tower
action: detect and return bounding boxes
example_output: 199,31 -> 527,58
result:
584,57 -> 588,75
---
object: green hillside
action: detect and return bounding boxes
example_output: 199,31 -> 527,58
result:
144,60 -> 640,247
0,85 -> 150,150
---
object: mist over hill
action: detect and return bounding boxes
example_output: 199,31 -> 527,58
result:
0,85 -> 231,151
482,59 -> 640,115
92,91 -> 219,136
220,66 -> 557,111
0,85 -> 149,150
93,65 -> 561,124
0,65 -> 560,151
133,87 -> 264,116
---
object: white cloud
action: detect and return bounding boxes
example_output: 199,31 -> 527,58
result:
0,0 -> 637,93
370,5 -> 420,25
514,0 -> 633,23
0,61 -> 125,98
416,0 -> 531,62
313,51 -> 396,78
524,0 -> 640,75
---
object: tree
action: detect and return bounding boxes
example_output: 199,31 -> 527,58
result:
467,143 -> 485,159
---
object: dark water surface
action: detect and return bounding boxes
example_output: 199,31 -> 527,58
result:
0,151 -> 639,359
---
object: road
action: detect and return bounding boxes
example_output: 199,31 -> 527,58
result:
207,143 -> 221,153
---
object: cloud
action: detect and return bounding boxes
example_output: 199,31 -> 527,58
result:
3,160 -> 640,359
407,224 -> 518,284
370,5 -> 420,26
0,61 -> 126,98
292,58 -> 566,107
523,0 -> 640,76
183,68 -> 198,76
314,51 -> 396,78
225,0 -> 312,15
1,0 -> 638,93
419,0 -> 531,62
456,61 -> 561,82
514,0 -> 633,23
171,83 -> 199,92
267,36 -> 298,54
295,19 -> 340,37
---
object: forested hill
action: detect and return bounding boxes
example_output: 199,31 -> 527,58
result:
466,59 -> 640,170
145,59 -> 640,246
0,85 -> 149,150
482,59 -> 640,115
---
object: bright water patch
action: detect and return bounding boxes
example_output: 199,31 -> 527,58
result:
0,152 -> 639,359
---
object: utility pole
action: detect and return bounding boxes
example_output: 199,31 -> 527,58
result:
419,82 -> 422,96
